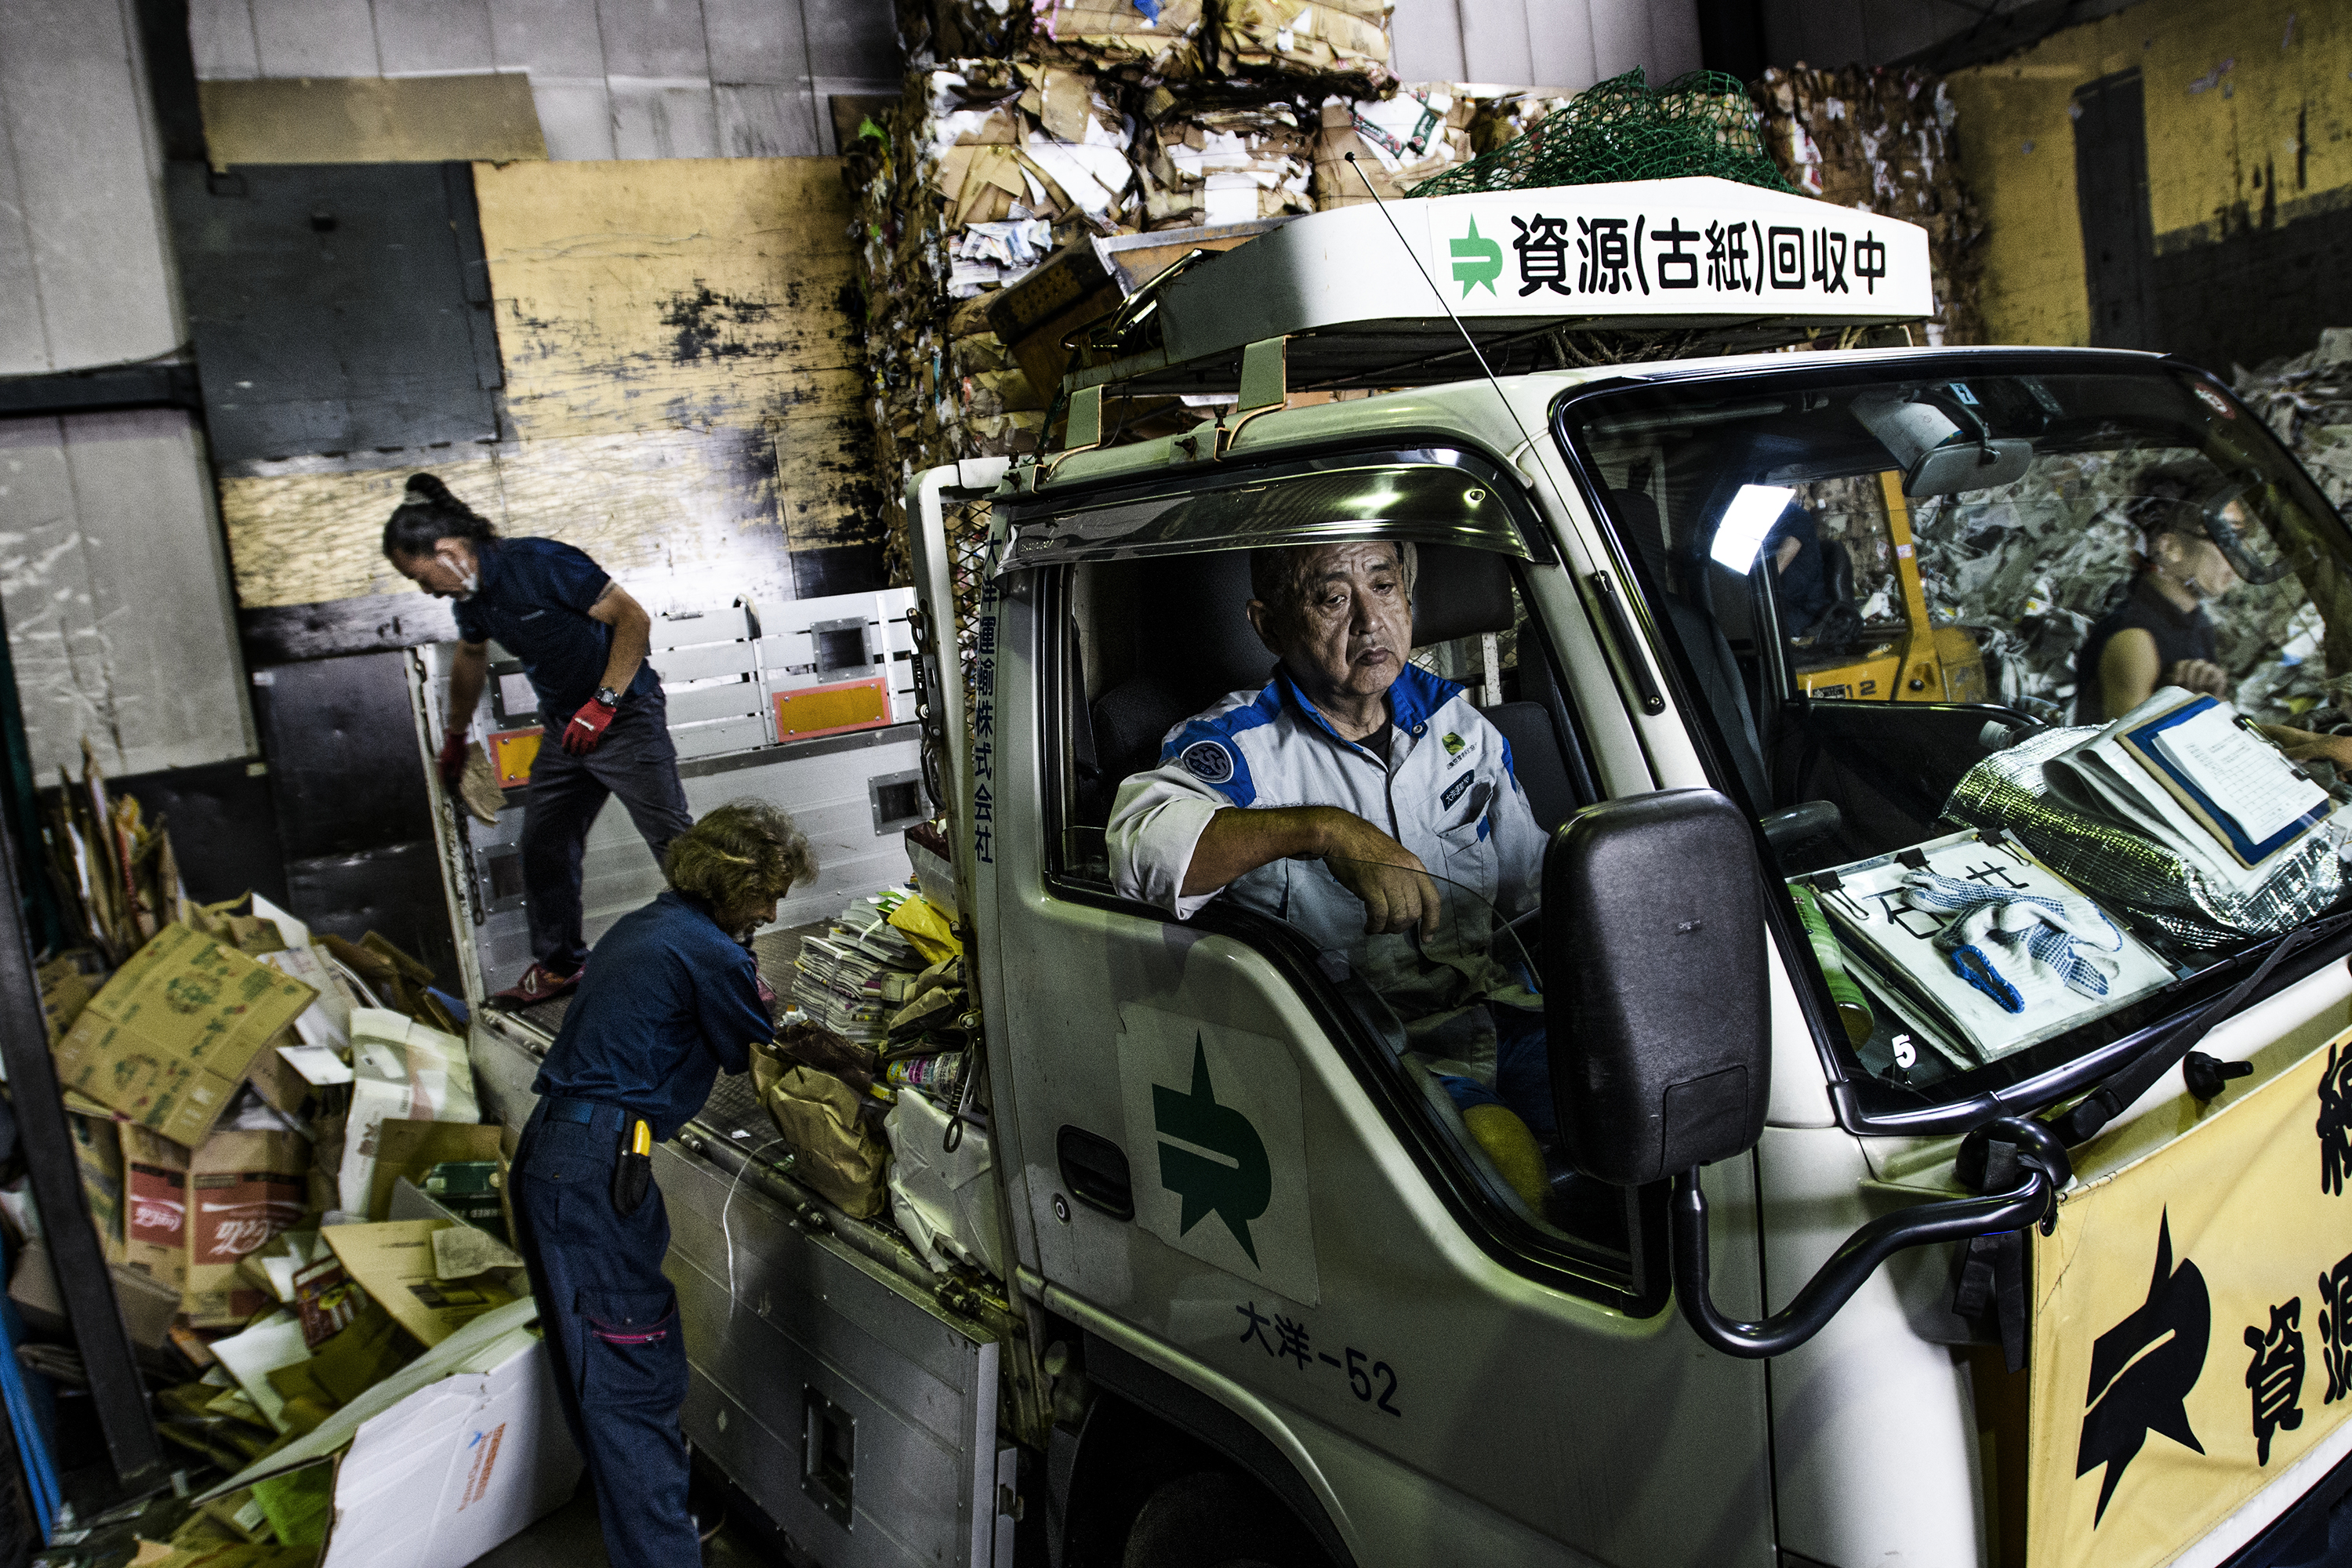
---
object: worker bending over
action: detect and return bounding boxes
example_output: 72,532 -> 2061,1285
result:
384,474 -> 688,1007
509,800 -> 814,1568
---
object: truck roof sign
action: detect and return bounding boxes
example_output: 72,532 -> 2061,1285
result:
1074,176 -> 1936,396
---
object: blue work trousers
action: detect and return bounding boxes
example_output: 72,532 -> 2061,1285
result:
510,1099 -> 698,1568
524,693 -> 693,974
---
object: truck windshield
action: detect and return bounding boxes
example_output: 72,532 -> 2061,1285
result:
1559,358 -> 2352,1110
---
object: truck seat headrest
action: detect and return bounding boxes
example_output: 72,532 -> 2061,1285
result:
1410,545 -> 1515,646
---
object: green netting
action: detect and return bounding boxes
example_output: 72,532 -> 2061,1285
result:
1410,69 -> 1795,200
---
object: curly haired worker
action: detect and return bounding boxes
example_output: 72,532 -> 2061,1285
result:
383,472 -> 688,1008
508,801 -> 816,1568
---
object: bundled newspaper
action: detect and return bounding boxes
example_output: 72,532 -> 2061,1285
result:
1309,85 -> 1476,208
793,892 -> 930,1043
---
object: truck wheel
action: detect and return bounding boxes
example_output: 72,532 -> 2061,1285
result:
1121,1470 -> 1328,1568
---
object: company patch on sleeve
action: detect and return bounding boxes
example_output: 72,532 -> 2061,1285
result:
1180,740 -> 1236,785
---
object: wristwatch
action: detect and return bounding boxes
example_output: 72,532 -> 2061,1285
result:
593,685 -> 621,707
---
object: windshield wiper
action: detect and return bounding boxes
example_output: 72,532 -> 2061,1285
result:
2043,910 -> 2352,1145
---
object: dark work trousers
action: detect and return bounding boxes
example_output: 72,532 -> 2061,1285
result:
510,1098 -> 698,1568
523,692 -> 693,975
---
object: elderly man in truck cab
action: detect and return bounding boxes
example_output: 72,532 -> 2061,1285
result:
1107,540 -> 1555,1189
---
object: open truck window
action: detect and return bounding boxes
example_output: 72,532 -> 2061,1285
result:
1014,452 -> 1643,1294
1559,356 -> 2352,1121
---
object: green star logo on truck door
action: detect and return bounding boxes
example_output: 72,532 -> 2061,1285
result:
1116,1007 -> 1320,1307
1450,218 -> 1502,296
1153,1039 -> 1272,1264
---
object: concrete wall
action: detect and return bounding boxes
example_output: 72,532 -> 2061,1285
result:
1390,0 -> 1704,91
0,0 -> 254,780
1945,0 -> 2351,359
185,0 -> 900,158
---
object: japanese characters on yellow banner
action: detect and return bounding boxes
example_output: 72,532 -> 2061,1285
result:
2028,1027 -> 2352,1567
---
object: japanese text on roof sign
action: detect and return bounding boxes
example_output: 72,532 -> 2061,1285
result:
1425,180 -> 1933,321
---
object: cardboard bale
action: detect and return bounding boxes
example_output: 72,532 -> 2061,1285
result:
1214,0 -> 1392,89
1029,0 -> 1207,82
125,1124 -> 313,1327
200,1300 -> 580,1568
1310,85 -> 1475,207
53,923 -> 318,1149
1137,103 -> 1315,229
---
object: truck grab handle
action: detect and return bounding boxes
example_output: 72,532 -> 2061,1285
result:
1669,1116 -> 2069,1359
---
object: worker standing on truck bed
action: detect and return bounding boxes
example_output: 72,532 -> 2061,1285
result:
384,473 -> 690,1008
507,800 -> 813,1568
1105,541 -> 1555,1181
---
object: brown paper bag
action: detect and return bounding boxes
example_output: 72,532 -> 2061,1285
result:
765,1066 -> 888,1218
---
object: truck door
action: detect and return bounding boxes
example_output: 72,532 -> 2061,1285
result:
967,459 -> 1774,1567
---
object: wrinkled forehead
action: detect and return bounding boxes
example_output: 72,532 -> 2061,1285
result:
1280,540 -> 1408,594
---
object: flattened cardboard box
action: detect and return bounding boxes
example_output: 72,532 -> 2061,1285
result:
324,1220 -> 514,1348
199,1299 -> 581,1568
55,924 -> 317,1148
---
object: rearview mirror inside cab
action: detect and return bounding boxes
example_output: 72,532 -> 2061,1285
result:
1544,789 -> 1771,1186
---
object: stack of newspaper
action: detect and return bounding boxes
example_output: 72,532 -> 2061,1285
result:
791,891 -> 927,1042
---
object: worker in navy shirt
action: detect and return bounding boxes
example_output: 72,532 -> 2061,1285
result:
510,800 -> 815,1568
383,474 -> 691,1007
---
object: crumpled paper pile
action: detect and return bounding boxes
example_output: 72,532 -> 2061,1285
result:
1752,65 -> 1982,346
1309,84 -> 1475,206
849,60 -> 1138,572
1138,100 -> 1315,227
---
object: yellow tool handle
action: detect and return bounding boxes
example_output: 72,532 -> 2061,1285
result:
629,1118 -> 652,1156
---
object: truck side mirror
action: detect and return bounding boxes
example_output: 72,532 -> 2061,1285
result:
1544,789 -> 1770,1187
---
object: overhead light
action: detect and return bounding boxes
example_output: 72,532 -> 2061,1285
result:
1710,484 -> 1798,573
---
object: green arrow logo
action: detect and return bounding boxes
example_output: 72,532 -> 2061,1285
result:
1152,1037 -> 1272,1265
1450,217 -> 1502,297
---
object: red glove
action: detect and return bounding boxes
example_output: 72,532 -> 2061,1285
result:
437,730 -> 467,789
562,698 -> 617,754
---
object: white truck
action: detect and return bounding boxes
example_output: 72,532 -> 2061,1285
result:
461,176 -> 2352,1568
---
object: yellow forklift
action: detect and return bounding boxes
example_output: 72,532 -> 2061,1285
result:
1787,471 -> 1987,706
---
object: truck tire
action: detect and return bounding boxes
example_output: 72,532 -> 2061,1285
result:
1120,1470 -> 1329,1568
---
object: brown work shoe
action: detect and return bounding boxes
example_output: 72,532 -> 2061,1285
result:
488,961 -> 582,1010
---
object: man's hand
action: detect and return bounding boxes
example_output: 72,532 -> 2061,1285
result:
562,698 -> 617,754
437,729 -> 468,789
1315,812 -> 1441,938
1181,804 -> 1442,938
2166,658 -> 2231,699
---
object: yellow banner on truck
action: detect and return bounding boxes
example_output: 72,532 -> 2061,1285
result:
2030,1026 -> 2352,1566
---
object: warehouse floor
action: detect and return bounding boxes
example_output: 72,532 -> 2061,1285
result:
476,1473 -> 789,1568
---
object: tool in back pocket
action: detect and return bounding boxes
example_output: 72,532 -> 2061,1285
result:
612,1116 -> 653,1216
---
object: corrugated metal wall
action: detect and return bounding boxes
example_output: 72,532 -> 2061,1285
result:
184,0 -> 899,158
0,0 -> 256,781
1392,0 -> 1704,89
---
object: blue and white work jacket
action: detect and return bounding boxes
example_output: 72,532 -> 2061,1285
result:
1107,662 -> 1546,1083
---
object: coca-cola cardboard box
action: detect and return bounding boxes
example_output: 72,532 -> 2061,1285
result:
124,1125 -> 310,1327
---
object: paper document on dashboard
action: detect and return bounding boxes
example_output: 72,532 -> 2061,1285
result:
2043,688 -> 2330,887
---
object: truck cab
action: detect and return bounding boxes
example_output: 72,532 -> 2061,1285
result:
473,179 -> 2352,1568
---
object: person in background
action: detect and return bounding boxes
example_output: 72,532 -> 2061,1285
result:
383,474 -> 688,1008
2076,466 -> 2245,723
1763,501 -> 1835,641
508,800 -> 814,1568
